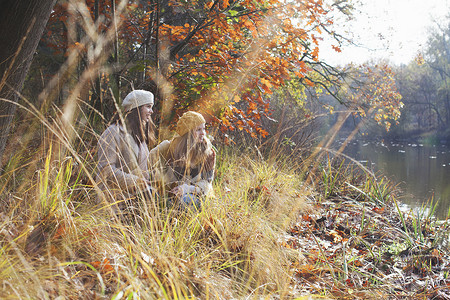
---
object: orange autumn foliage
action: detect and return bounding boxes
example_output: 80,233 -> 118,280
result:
348,63 -> 403,131
41,0 -> 402,136
91,258 -> 114,274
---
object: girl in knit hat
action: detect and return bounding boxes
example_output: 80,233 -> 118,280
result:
96,90 -> 157,214
149,111 -> 216,210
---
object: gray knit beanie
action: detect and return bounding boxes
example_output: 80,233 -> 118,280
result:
122,90 -> 154,112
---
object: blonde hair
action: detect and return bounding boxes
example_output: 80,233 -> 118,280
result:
167,131 -> 214,175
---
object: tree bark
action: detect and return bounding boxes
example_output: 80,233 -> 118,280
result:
0,0 -> 56,171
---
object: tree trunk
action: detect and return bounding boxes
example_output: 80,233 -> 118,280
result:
92,0 -> 103,116
111,0 -> 121,100
0,0 -> 56,171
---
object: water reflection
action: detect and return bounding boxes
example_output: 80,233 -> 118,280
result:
337,139 -> 450,219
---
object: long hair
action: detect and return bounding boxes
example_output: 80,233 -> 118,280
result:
167,131 -> 214,176
110,107 -> 156,147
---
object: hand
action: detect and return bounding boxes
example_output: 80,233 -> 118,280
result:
170,183 -> 194,197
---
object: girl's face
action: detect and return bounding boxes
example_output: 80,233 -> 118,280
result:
139,104 -> 153,124
192,123 -> 206,143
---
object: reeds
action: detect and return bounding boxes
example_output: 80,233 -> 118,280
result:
0,137 -> 314,298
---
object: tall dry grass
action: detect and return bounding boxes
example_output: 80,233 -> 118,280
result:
0,2 -> 314,293
0,126 -> 313,299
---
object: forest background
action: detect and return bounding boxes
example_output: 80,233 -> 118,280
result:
0,0 -> 450,298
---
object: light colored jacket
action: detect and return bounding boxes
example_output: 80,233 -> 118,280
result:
96,123 -> 150,195
149,140 -> 215,196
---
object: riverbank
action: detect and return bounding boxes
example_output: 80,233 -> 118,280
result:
0,147 -> 449,299
287,154 -> 450,298
291,193 -> 450,298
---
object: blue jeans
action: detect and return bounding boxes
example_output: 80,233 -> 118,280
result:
180,193 -> 201,210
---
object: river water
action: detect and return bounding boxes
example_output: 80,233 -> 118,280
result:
336,139 -> 450,219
